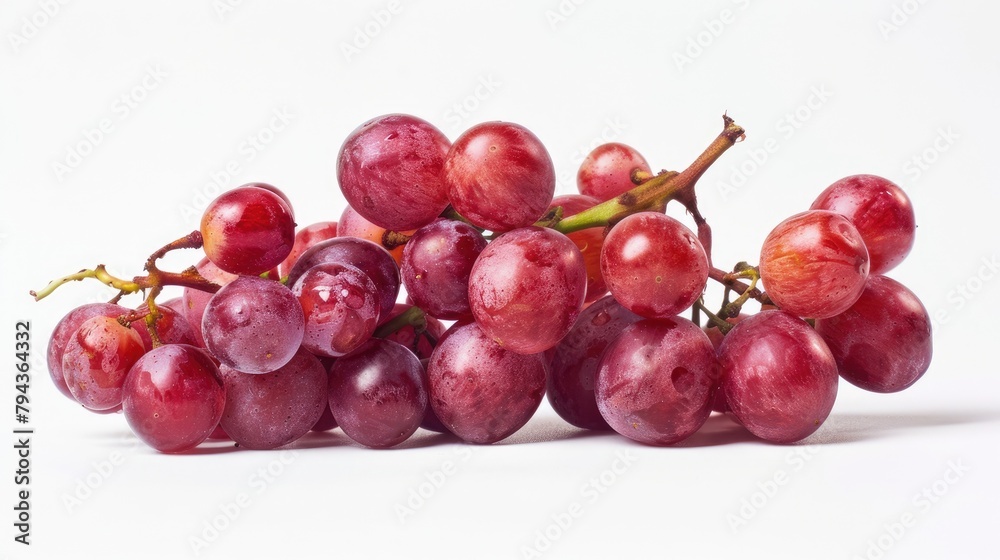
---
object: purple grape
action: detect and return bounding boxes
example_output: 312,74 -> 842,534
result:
595,317 -> 718,445
815,275 -> 932,393
292,262 -> 380,358
719,311 -> 839,443
548,295 -> 642,430
286,237 -> 400,321
202,276 -> 304,374
426,322 -> 546,444
328,339 -> 428,448
220,348 -> 328,449
401,218 -> 487,320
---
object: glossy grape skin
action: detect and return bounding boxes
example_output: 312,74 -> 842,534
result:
815,276 -> 932,393
759,210 -> 870,319
328,339 -> 428,448
719,311 -> 838,443
292,263 -> 380,358
47,303 -> 128,400
286,237 -> 400,321
468,226 -> 586,355
577,142 -> 651,201
550,194 -> 607,303
595,318 -> 718,445
122,344 -> 226,453
601,212 -> 709,319
426,322 -> 546,444
62,316 -> 146,411
278,221 -> 338,278
401,219 -> 487,320
220,348 -> 328,449
443,121 -> 555,232
182,257 -> 239,347
548,296 -> 641,430
201,185 -> 296,275
337,114 -> 452,231
202,276 -> 304,374
244,182 -> 294,218
811,174 -> 915,274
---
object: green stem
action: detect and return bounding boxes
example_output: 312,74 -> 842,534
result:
373,306 -> 426,339
708,266 -> 772,307
552,115 -> 745,235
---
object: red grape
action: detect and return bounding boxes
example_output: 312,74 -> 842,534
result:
810,174 -> 915,274
426,322 -> 546,444
122,344 -> 226,453
548,295 -> 641,430
328,339 -> 428,448
759,210 -> 869,319
468,226 -> 586,354
337,114 -> 451,231
47,303 -> 128,400
337,206 -> 415,266
201,185 -> 296,275
292,262 -> 380,358
550,194 -> 607,303
62,316 -> 146,411
719,310 -> 838,443
131,302 -> 196,350
220,348 -> 328,449
577,142 -> 651,201
596,317 -> 718,445
443,121 -> 555,232
815,275 -> 932,392
380,304 -> 446,360
278,221 -> 338,278
286,237 -> 400,321
182,257 -> 239,347
202,276 -> 304,373
601,212 -> 708,318
401,218 -> 487,320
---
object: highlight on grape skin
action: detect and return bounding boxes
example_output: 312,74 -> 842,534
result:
30,113 -> 934,453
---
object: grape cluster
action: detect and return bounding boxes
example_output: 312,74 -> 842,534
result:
37,114 -> 932,453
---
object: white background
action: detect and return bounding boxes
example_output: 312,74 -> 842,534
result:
1,1 -> 998,559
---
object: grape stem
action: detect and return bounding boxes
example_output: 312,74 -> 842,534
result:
30,230 -> 223,346
373,306 -> 427,339
708,266 -> 773,307
696,300 -> 734,333
551,115 -> 745,240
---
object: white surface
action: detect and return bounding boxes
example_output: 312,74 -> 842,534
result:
1,1 -> 998,559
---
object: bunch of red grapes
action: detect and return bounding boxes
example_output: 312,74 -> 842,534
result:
37,114 -> 932,453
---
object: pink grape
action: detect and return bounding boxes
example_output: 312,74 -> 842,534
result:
601,212 -> 709,318
759,210 -> 869,319
401,218 -> 487,320
47,303 -> 128,400
468,226 -> 586,354
328,339 -> 428,448
548,295 -> 641,430
338,206 -> 414,266
220,348 -> 328,449
577,142 -> 651,201
443,121 -> 555,232
426,322 -> 546,444
815,275 -> 932,393
292,262 -> 380,358
337,114 -> 451,231
595,317 -> 718,445
286,237 -> 400,321
62,316 -> 146,411
719,310 -> 838,443
122,344 -> 226,453
202,276 -> 304,373
811,174 -> 915,274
